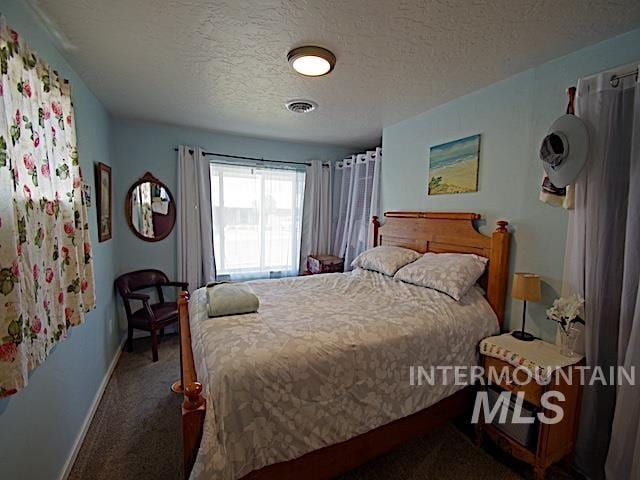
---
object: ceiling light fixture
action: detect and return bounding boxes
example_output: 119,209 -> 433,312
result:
287,46 -> 336,77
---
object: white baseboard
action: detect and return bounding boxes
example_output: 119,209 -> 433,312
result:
58,335 -> 127,480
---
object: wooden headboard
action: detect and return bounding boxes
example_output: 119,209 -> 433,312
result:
371,211 -> 511,326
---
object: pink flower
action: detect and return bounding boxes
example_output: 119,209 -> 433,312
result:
61,246 -> 69,257
0,342 -> 17,362
23,185 -> 31,200
81,279 -> 88,293
11,260 -> 19,278
45,201 -> 55,216
66,115 -> 72,125
9,30 -> 18,44
45,267 -> 54,283
23,82 -> 32,98
63,222 -> 75,236
58,292 -> 64,304
33,133 -> 40,148
33,264 -> 40,279
51,101 -> 63,116
15,109 -> 20,125
83,242 -> 91,255
16,244 -> 22,257
43,299 -> 50,310
41,163 -> 50,178
31,317 -> 42,334
64,307 -> 74,321
44,108 -> 51,120
23,154 -> 35,171
51,126 -> 56,137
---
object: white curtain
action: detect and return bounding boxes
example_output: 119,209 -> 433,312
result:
332,147 -> 381,269
177,146 -> 216,291
564,66 -> 640,480
299,160 -> 332,272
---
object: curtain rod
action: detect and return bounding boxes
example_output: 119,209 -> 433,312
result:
610,68 -> 638,87
567,67 -> 638,105
173,148 -> 330,167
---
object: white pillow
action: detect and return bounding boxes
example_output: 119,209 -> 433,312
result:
394,252 -> 488,300
351,246 -> 421,276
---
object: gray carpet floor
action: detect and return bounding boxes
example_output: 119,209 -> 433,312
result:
69,335 -> 577,480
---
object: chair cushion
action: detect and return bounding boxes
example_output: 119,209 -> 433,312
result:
131,301 -> 179,328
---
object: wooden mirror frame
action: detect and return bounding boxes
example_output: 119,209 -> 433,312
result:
125,172 -> 176,242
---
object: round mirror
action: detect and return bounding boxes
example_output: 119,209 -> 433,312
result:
125,172 -> 176,242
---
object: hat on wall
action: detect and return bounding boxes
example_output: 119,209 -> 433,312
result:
539,114 -> 588,188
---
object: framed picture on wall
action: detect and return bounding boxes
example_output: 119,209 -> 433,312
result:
95,162 -> 112,242
427,134 -> 481,195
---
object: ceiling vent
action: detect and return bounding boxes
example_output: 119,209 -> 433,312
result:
285,99 -> 317,114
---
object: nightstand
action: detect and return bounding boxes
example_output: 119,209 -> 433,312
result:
476,334 -> 584,480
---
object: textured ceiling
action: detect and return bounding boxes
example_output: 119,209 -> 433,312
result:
28,0 -> 640,146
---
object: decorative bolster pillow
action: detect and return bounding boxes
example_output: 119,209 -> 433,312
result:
351,245 -> 422,276
393,252 -> 488,301
206,281 -> 259,317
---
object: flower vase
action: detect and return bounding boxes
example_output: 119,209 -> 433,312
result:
559,325 -> 579,357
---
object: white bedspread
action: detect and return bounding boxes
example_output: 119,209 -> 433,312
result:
189,269 -> 498,480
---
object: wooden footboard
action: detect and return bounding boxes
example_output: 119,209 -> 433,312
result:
241,387 -> 472,480
178,291 -> 206,478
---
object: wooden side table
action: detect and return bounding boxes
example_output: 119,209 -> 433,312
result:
477,337 -> 583,480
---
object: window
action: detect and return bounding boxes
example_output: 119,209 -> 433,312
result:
210,163 -> 305,280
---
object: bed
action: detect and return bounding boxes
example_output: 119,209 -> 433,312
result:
177,211 -> 511,480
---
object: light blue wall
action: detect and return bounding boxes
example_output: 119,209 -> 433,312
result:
381,28 -> 640,341
112,119 -> 359,279
0,3 -> 121,480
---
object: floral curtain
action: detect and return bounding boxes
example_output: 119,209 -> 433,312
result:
0,17 -> 95,397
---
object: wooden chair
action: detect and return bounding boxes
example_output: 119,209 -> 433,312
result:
115,269 -> 188,362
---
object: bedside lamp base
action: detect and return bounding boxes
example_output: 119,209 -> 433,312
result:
512,297 -> 537,342
512,330 -> 535,342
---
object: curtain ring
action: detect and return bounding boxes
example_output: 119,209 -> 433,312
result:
610,75 -> 620,88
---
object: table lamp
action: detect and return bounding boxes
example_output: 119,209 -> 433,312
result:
511,273 -> 541,341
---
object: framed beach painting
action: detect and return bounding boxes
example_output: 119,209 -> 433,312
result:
427,134 -> 481,195
95,162 -> 112,242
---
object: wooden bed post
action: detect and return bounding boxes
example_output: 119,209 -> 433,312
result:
183,383 -> 206,477
486,221 -> 511,326
178,290 -> 206,478
370,216 -> 380,248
